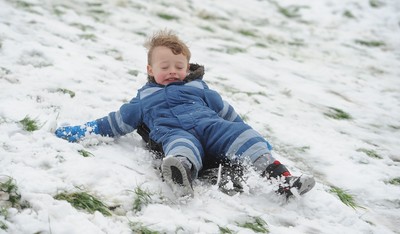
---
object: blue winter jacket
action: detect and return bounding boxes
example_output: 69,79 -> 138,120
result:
95,67 -> 243,145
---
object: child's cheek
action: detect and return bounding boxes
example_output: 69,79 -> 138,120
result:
179,71 -> 187,78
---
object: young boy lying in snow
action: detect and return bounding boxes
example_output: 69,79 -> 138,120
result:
55,30 -> 315,198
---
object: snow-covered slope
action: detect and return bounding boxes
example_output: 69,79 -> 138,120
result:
1,0 -> 399,233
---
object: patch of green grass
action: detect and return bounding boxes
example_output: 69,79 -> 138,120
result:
388,177 -> 400,185
324,107 -> 352,120
86,2 -> 102,7
79,34 -> 97,41
129,221 -> 159,234
330,186 -> 364,209
15,0 -> 34,9
133,186 -> 152,212
369,0 -> 384,8
278,5 -> 304,18
343,10 -> 355,18
88,9 -> 107,15
355,39 -> 385,47
70,23 -> 94,32
200,26 -> 214,32
238,217 -> 269,233
226,46 -> 246,54
135,31 -> 147,37
54,192 -> 111,216
197,10 -> 226,21
0,196 -> 8,230
0,176 -> 28,209
0,221 -> 6,230
57,88 -> 75,98
356,148 -> 382,159
52,6 -> 65,17
255,42 -> 268,48
157,13 -> 179,20
78,149 -> 94,157
288,39 -> 305,47
0,208 -> 8,230
85,3 -> 109,21
19,116 -> 39,132
219,226 -> 234,234
239,30 -> 257,37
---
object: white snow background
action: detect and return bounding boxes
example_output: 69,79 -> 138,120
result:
1,0 -> 399,233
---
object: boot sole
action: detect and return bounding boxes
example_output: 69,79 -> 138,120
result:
162,156 -> 194,197
297,175 -> 316,195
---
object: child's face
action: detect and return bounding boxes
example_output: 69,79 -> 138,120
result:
147,46 -> 189,85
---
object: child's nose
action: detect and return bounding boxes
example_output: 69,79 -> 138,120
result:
169,68 -> 177,74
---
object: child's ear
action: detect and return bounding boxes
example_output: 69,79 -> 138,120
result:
147,65 -> 153,76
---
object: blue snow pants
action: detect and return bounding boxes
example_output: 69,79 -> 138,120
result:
159,118 -> 275,178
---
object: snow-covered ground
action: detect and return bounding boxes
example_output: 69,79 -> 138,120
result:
1,0 -> 399,233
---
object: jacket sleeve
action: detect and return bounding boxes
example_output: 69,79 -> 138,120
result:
204,88 -> 244,123
95,96 -> 142,137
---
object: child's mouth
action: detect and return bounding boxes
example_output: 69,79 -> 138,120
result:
166,78 -> 179,82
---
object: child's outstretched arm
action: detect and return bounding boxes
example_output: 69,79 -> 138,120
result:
55,97 -> 142,142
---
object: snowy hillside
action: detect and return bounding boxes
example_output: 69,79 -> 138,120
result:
1,0 -> 399,233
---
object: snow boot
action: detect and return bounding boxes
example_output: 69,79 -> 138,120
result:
264,160 -> 315,198
199,162 -> 245,195
161,156 -> 194,197
277,175 -> 316,198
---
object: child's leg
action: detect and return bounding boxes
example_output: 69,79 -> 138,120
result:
160,130 -> 204,179
198,120 -> 315,197
198,120 -> 274,168
158,129 -> 204,196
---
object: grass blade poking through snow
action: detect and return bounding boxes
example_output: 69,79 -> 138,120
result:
330,186 -> 364,210
324,107 -> 352,120
0,176 -> 30,215
356,148 -> 382,159
19,116 -> 39,131
54,192 -> 111,216
57,88 -> 75,98
355,39 -> 385,47
0,176 -> 22,208
238,216 -> 269,233
0,207 -> 8,230
132,186 -> 152,212
387,177 -> 400,185
219,226 -> 235,234
78,149 -> 94,157
129,221 -> 159,234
